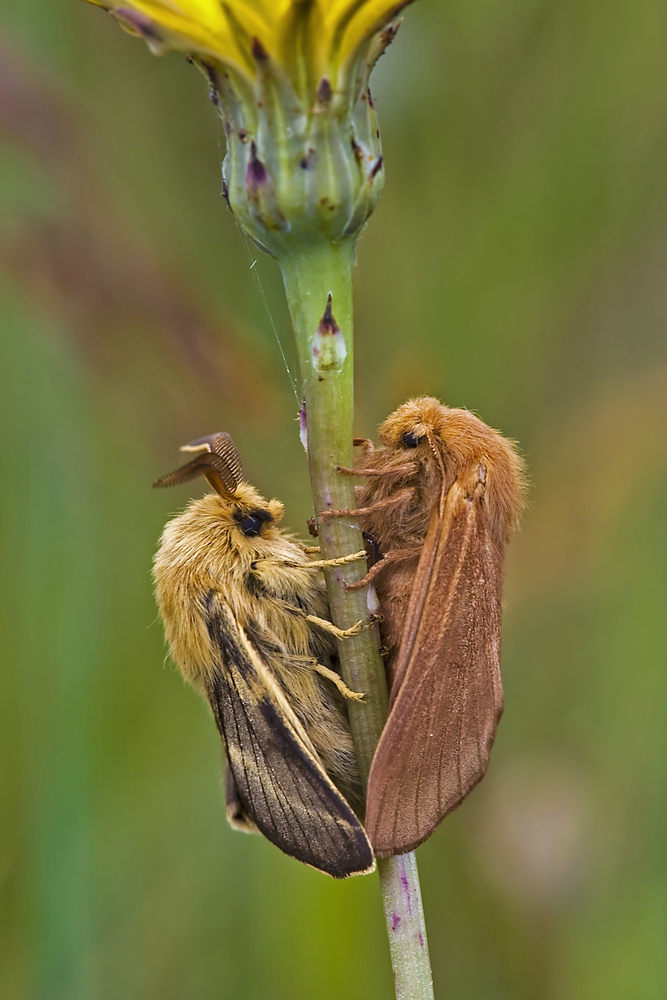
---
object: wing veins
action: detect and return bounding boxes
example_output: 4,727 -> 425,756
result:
367,486 -> 505,855
207,598 -> 370,874
226,664 -> 299,848
223,649 -> 330,856
416,501 -> 476,822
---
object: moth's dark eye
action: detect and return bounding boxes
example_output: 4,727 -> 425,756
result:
235,508 -> 273,537
239,515 -> 262,536
402,431 -> 421,448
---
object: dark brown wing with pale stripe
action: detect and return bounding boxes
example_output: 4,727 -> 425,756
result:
204,593 -> 374,878
366,481 -> 504,857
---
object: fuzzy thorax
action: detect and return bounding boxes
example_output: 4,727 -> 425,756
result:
153,484 -> 329,687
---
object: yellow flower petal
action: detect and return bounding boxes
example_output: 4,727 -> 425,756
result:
86,0 -> 411,80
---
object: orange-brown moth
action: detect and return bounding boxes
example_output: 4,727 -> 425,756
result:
321,397 -> 526,857
153,432 -> 374,878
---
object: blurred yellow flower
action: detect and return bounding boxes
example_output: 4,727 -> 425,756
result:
87,0 -> 411,85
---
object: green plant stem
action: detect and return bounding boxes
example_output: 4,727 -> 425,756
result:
280,241 -> 434,1000
378,854 -> 433,1000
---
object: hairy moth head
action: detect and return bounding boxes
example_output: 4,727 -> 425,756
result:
378,395 -> 526,540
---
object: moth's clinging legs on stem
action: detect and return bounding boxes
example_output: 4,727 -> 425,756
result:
304,550 -> 367,569
305,612 -> 382,640
310,661 -> 365,701
335,462 -> 419,478
317,487 -> 416,522
345,548 -> 420,590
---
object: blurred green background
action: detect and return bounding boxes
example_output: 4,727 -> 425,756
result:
1,1 -> 666,997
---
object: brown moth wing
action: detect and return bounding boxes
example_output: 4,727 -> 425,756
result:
205,593 -> 374,878
365,479 -> 504,857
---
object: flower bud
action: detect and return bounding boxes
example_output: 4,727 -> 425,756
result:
84,0 -> 413,255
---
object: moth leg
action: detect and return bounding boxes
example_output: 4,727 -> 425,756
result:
270,550 -> 367,570
304,550 -> 367,569
302,545 -> 321,554
305,613 -> 381,639
317,487 -> 416,521
335,462 -> 418,477
310,661 -> 365,701
345,548 -> 420,590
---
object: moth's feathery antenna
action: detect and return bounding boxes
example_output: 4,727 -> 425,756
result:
153,431 -> 243,498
